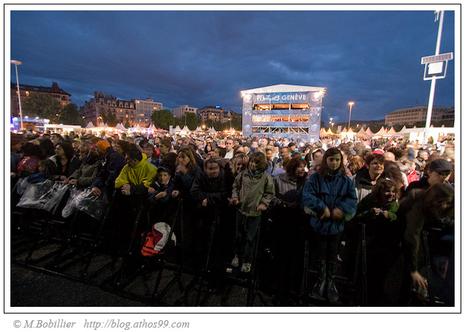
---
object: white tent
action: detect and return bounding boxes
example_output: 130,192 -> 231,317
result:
365,127 -> 373,137
116,123 -> 126,131
86,121 -> 95,128
387,127 -> 397,135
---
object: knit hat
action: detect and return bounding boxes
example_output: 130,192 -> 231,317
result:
429,159 -> 452,173
95,139 -> 110,152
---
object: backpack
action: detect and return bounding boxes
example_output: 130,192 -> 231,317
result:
140,222 -> 176,257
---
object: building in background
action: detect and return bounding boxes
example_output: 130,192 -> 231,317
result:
10,82 -> 71,116
385,106 -> 454,127
82,93 -> 165,127
134,98 -> 163,126
172,105 -> 197,118
240,84 -> 325,141
198,106 -> 225,123
81,92 -> 135,126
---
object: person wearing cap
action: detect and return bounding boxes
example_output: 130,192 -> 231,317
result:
90,139 -> 125,197
406,158 -> 452,193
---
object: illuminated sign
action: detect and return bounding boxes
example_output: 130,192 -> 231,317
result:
254,92 -> 309,104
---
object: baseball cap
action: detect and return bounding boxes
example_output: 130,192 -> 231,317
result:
429,159 -> 452,173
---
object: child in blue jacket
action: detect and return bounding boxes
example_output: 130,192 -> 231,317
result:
302,147 -> 357,303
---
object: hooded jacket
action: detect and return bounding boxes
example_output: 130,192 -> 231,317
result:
190,169 -> 231,208
115,154 -> 157,189
92,147 -> 126,191
231,169 -> 275,217
302,171 -> 357,235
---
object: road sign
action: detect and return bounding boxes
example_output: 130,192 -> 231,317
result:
423,60 -> 448,80
421,52 -> 453,64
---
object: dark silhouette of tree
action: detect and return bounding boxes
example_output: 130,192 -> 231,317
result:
152,109 -> 174,129
101,110 -> 118,126
22,93 -> 61,122
59,103 -> 82,125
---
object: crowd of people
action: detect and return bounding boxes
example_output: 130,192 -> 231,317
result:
10,129 -> 455,306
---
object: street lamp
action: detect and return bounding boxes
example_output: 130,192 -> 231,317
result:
11,59 -> 24,130
347,101 -> 355,129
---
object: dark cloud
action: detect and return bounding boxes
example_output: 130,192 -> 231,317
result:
10,10 -> 454,121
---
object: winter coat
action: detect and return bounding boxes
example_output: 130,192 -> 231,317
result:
48,155 -> 81,178
271,173 -> 304,209
231,169 -> 275,217
69,154 -> 101,188
401,189 -> 454,273
190,170 -> 231,209
301,171 -> 357,235
115,154 -> 157,189
356,193 -> 399,223
355,192 -> 401,252
92,147 -> 126,192
172,165 -> 201,201
147,178 -> 174,204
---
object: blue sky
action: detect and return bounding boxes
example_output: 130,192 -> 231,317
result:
10,10 -> 455,122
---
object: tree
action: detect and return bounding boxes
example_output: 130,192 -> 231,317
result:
22,93 -> 61,122
152,109 -> 174,130
101,110 -> 118,127
59,103 -> 82,125
176,113 -> 199,130
231,116 -> 242,131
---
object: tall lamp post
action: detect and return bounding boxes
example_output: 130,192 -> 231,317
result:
347,101 -> 355,129
11,59 -> 24,130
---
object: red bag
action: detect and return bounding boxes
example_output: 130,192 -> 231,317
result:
140,229 -> 162,256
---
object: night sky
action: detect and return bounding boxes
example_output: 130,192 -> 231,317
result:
10,10 -> 455,122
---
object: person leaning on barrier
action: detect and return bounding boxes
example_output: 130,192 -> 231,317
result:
190,158 -> 232,281
301,147 -> 357,304
401,183 -> 454,304
230,151 -> 275,274
354,178 -> 401,305
114,144 -> 158,196
269,157 -> 308,304
90,139 -> 126,198
67,138 -> 101,189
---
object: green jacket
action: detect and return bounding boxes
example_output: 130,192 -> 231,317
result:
115,154 -> 157,189
232,169 -> 275,217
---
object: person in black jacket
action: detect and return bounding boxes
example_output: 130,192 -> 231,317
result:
270,157 -> 308,304
171,147 -> 201,264
406,158 -> 452,193
191,158 -> 232,281
355,179 -> 401,305
400,183 -> 454,305
90,139 -> 126,198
